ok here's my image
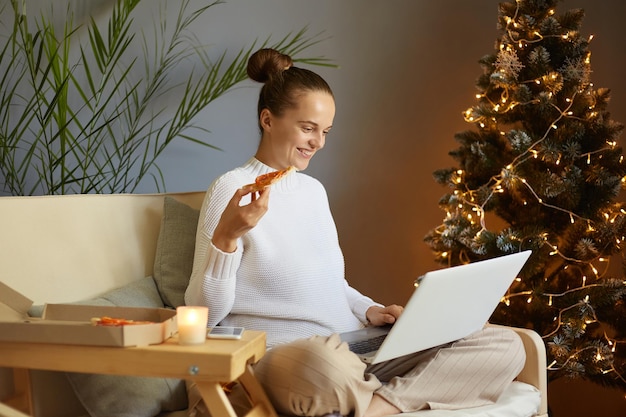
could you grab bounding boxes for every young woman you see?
[185,48,525,417]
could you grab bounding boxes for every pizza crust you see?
[245,166,296,192]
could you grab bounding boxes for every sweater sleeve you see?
[185,174,244,325]
[343,280,383,324]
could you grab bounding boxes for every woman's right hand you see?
[211,185,270,252]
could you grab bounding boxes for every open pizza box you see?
[0,281,177,347]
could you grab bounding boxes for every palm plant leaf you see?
[0,0,335,195]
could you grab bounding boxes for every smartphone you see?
[207,326,244,339]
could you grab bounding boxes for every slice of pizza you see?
[91,316,154,326]
[245,166,296,192]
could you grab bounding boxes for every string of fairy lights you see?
[439,0,626,382]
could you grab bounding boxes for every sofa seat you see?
[399,381,541,417]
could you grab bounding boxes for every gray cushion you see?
[73,275,166,308]
[153,197,200,308]
[26,276,165,317]
[65,277,188,417]
[67,373,186,417]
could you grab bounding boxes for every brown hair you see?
[247,48,334,124]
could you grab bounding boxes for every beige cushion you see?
[153,197,200,308]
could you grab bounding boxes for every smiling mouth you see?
[298,148,313,158]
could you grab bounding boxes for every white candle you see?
[176,306,209,345]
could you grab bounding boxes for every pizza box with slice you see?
[0,281,177,347]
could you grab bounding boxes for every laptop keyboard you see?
[348,334,388,354]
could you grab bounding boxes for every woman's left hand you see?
[366,304,404,327]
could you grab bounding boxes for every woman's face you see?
[256,90,335,171]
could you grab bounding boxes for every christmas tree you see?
[425,0,626,388]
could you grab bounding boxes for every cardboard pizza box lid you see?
[0,281,33,321]
[0,282,176,347]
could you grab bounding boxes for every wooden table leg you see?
[193,364,278,417]
[0,369,32,416]
[193,381,238,417]
[238,364,278,417]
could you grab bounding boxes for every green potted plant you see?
[0,0,333,195]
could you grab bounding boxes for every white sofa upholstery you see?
[0,192,547,417]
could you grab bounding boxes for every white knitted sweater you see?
[185,158,379,347]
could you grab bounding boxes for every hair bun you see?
[247,48,293,83]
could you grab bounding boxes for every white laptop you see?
[340,250,532,364]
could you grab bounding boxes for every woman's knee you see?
[255,334,365,389]
[254,334,378,416]
[477,326,526,376]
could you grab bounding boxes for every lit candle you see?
[176,306,209,345]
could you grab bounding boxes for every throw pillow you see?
[65,277,188,417]
[67,374,187,417]
[26,276,165,317]
[153,196,200,308]
[74,275,165,308]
